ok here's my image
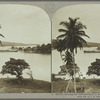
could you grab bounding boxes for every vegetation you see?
[1,58,30,84]
[52,79,100,93]
[59,65,80,80]
[58,51,80,80]
[0,78,50,93]
[0,41,37,46]
[52,74,63,81]
[87,59,100,76]
[33,43,51,54]
[11,43,51,54]
[52,39,100,49]
[57,17,89,92]
[65,51,80,79]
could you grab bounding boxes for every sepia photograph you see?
[1,0,100,99]
[0,4,51,93]
[52,4,100,93]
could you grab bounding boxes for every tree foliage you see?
[36,43,51,54]
[63,51,73,65]
[87,59,100,76]
[19,43,51,54]
[57,17,90,53]
[1,58,30,80]
[59,64,80,79]
[58,51,80,79]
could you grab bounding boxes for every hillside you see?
[84,42,100,47]
[0,41,38,46]
[52,79,100,93]
[0,78,50,93]
[52,39,100,48]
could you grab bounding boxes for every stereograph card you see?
[0,0,99,100]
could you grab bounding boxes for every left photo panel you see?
[0,4,51,93]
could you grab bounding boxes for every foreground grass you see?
[0,78,51,93]
[52,79,100,93]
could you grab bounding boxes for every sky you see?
[52,4,100,43]
[0,4,51,44]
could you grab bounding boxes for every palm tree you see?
[64,51,73,65]
[64,51,79,80]
[0,34,4,46]
[57,17,90,93]
[0,25,4,46]
[59,51,80,80]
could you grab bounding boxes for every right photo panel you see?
[52,4,100,93]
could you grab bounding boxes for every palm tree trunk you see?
[60,51,77,92]
[72,52,77,93]
[72,75,74,80]
[60,51,74,92]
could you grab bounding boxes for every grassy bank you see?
[52,79,100,93]
[0,78,51,93]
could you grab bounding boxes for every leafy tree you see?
[1,58,30,83]
[35,43,51,54]
[66,64,80,80]
[52,39,62,50]
[36,45,41,51]
[58,65,66,75]
[19,47,23,51]
[59,64,80,79]
[57,17,89,92]
[87,59,100,76]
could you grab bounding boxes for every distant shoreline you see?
[0,41,38,47]
[0,43,51,54]
[52,39,100,49]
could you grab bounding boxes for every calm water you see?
[52,47,100,79]
[0,47,51,82]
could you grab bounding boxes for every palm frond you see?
[0,41,3,46]
[77,31,90,38]
[0,25,1,29]
[57,33,67,39]
[58,29,67,33]
[57,17,89,54]
[75,22,87,30]
[60,21,69,29]
[0,34,4,38]
[77,35,87,45]
[76,38,83,48]
[69,17,80,28]
[57,36,69,51]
